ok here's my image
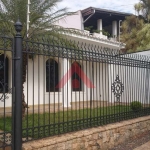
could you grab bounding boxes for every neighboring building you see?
[0,7,132,108]
[82,7,132,39]
[56,7,132,48]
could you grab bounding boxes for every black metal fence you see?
[0,36,14,150]
[1,21,150,149]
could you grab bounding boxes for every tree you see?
[0,0,73,38]
[121,0,150,52]
[140,0,150,22]
[134,2,142,16]
[121,15,145,52]
[136,23,150,50]
[0,0,74,118]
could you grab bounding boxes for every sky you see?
[58,0,140,14]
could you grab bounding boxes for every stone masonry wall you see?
[22,116,150,150]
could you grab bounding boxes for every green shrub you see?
[130,101,142,111]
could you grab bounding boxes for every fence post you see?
[13,19,23,150]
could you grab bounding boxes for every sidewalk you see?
[111,130,150,150]
[133,141,150,150]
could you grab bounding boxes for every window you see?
[0,54,8,93]
[46,59,59,92]
[71,61,82,91]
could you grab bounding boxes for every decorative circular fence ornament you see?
[111,75,124,101]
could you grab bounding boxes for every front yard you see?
[1,105,150,139]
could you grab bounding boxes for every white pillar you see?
[62,58,71,107]
[81,16,84,30]
[112,21,117,37]
[97,19,102,35]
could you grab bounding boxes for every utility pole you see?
[119,20,122,51]
[27,0,31,38]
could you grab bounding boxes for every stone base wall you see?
[22,116,150,150]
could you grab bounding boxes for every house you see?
[56,7,131,44]
[0,7,132,110]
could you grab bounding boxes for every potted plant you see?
[92,29,102,38]
[84,26,93,35]
[108,35,117,41]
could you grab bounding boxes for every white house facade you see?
[0,7,135,110]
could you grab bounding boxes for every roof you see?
[82,7,132,17]
[81,7,132,32]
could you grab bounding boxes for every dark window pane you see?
[46,59,59,92]
[0,55,8,93]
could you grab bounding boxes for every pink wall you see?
[55,11,83,30]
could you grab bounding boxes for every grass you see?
[1,105,145,139]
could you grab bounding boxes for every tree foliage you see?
[140,0,150,22]
[136,23,150,50]
[134,2,142,16]
[121,0,150,52]
[121,15,145,52]
[0,0,72,39]
[0,0,74,118]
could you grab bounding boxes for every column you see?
[81,16,84,30]
[97,19,102,35]
[62,58,71,107]
[112,21,117,37]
